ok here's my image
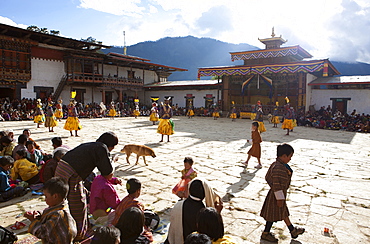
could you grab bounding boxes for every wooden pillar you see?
[119,89,123,102]
[222,76,230,111]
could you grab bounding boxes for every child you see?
[24,177,77,244]
[260,143,305,242]
[12,134,28,159]
[11,149,40,184]
[172,157,197,198]
[40,147,69,183]
[111,178,144,226]
[26,140,44,167]
[23,129,42,151]
[90,226,121,244]
[0,136,16,157]
[0,156,27,202]
[89,172,122,219]
[244,122,262,169]
[115,207,152,244]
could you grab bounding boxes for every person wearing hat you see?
[157,98,174,142]
[149,102,159,125]
[272,102,280,128]
[229,101,237,121]
[54,98,64,122]
[33,98,45,128]
[186,101,194,119]
[64,93,82,137]
[282,97,294,135]
[44,98,58,132]
[254,101,266,133]
[108,101,117,119]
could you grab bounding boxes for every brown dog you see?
[121,144,156,166]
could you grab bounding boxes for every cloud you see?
[194,5,233,36]
[79,0,145,17]
[327,0,370,62]
[0,16,27,29]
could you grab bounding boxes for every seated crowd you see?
[296,107,370,133]
[0,130,235,244]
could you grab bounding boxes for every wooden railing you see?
[66,73,143,86]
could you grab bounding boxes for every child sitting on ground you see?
[89,172,122,219]
[24,177,77,244]
[260,143,305,242]
[26,140,44,167]
[111,178,144,226]
[0,156,28,202]
[244,121,262,169]
[40,147,69,183]
[172,157,197,198]
[11,149,40,185]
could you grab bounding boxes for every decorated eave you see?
[144,79,220,88]
[198,59,340,78]
[230,46,312,61]
[309,75,370,86]
[106,52,188,73]
[0,23,110,50]
[107,52,150,62]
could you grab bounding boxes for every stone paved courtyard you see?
[1,116,369,243]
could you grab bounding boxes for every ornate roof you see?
[198,59,340,78]
[230,45,312,61]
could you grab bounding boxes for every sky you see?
[1,0,370,63]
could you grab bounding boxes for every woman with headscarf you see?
[166,178,223,244]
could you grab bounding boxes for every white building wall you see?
[144,89,219,107]
[310,89,370,114]
[306,73,317,112]
[102,64,158,84]
[21,58,65,98]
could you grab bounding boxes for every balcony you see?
[66,72,144,87]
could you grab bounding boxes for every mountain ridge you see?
[102,36,370,80]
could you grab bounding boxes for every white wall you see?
[306,73,316,112]
[21,58,65,98]
[310,89,370,114]
[144,89,220,107]
[102,64,158,84]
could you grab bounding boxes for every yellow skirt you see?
[250,113,256,121]
[282,119,293,130]
[64,117,82,131]
[157,119,174,135]
[133,110,140,117]
[45,116,58,127]
[212,112,220,118]
[33,115,45,124]
[230,113,237,119]
[187,110,194,116]
[150,113,159,122]
[292,119,297,127]
[257,121,266,133]
[108,109,117,117]
[54,110,63,119]
[272,116,280,124]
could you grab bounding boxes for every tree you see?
[26,25,60,36]
[50,30,60,36]
[81,36,102,44]
[27,25,40,32]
